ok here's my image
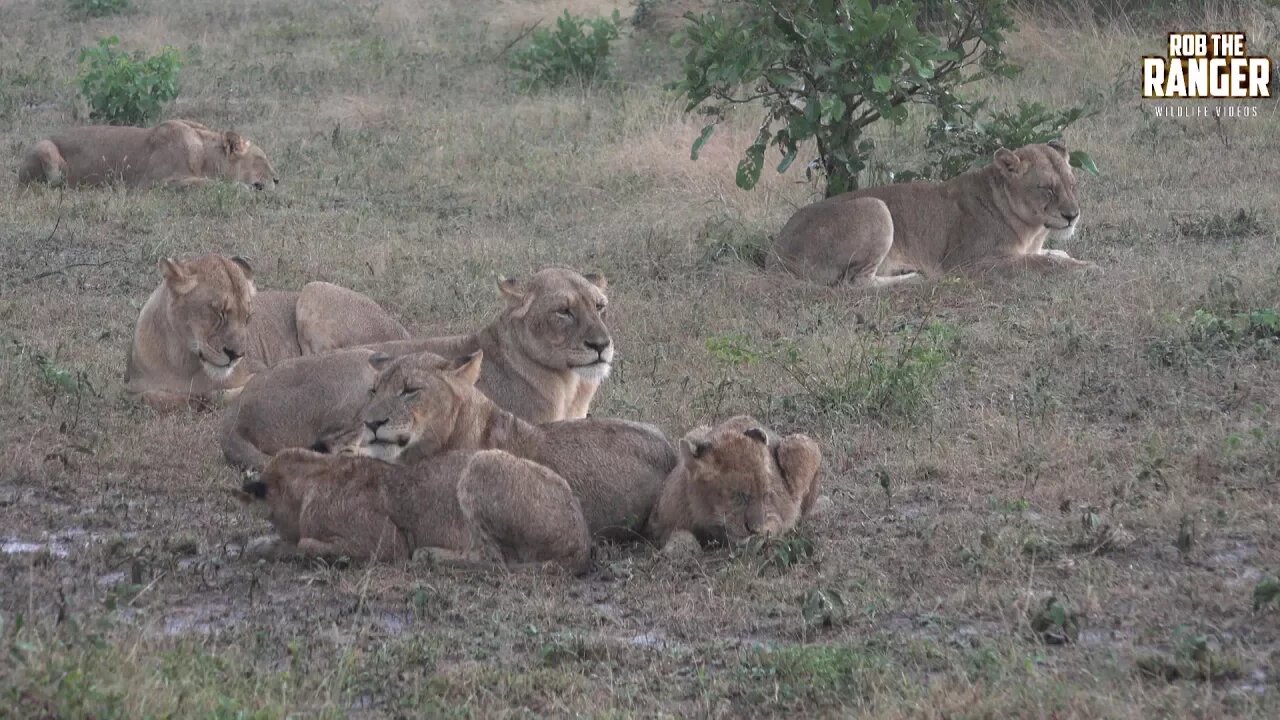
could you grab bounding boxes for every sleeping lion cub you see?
[125,254,408,411]
[644,416,824,552]
[237,448,592,574]
[351,350,676,539]
[770,141,1094,286]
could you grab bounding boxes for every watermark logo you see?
[1144,33,1271,99]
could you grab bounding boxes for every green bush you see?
[78,36,181,126]
[900,100,1099,182]
[69,0,130,17]
[673,0,1095,197]
[510,10,622,90]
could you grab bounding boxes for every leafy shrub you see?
[69,0,130,17]
[78,37,181,126]
[510,10,622,89]
[901,100,1099,182]
[673,0,1094,196]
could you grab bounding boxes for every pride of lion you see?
[18,111,1094,574]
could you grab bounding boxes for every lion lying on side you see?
[236,448,592,574]
[769,141,1094,287]
[644,416,824,552]
[218,268,615,469]
[126,253,409,411]
[19,119,278,190]
[351,350,675,539]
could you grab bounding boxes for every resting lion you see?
[412,268,614,422]
[352,350,676,539]
[644,416,824,552]
[236,448,592,574]
[218,268,614,468]
[125,253,409,411]
[769,141,1093,287]
[19,119,278,190]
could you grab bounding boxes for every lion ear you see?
[680,436,712,461]
[1046,139,1068,157]
[368,352,394,371]
[223,131,249,157]
[231,480,268,504]
[994,147,1023,176]
[449,351,483,386]
[743,427,768,445]
[497,276,524,305]
[159,257,197,295]
[230,255,254,281]
[582,272,607,291]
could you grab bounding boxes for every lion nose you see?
[365,418,387,433]
[1062,211,1078,223]
[223,347,242,362]
[584,338,610,354]
[272,178,279,186]
[252,181,264,190]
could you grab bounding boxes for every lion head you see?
[356,350,481,461]
[676,416,822,544]
[159,254,256,381]
[994,141,1081,239]
[221,131,278,190]
[237,448,336,541]
[496,269,613,381]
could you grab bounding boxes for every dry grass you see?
[3,0,1280,716]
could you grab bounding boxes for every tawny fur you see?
[644,416,824,551]
[217,268,615,468]
[769,142,1094,287]
[19,119,279,190]
[238,448,592,574]
[354,351,676,539]
[125,253,408,412]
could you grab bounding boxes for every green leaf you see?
[1068,150,1100,176]
[872,75,891,92]
[736,136,767,190]
[777,146,797,173]
[690,123,716,161]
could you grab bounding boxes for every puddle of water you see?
[630,631,665,649]
[97,571,127,587]
[2,539,70,558]
[1210,543,1258,566]
[161,606,245,637]
[379,611,412,635]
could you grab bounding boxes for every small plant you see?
[1173,208,1267,240]
[69,0,130,17]
[78,36,181,125]
[1028,595,1082,644]
[1254,575,1280,612]
[900,100,1099,182]
[741,531,817,572]
[509,10,622,90]
[799,588,848,630]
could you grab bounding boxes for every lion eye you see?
[596,303,607,318]
[556,309,574,321]
[735,492,750,506]
[400,386,420,398]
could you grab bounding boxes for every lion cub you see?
[770,141,1094,286]
[125,254,409,411]
[353,350,676,539]
[236,448,592,574]
[644,416,824,552]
